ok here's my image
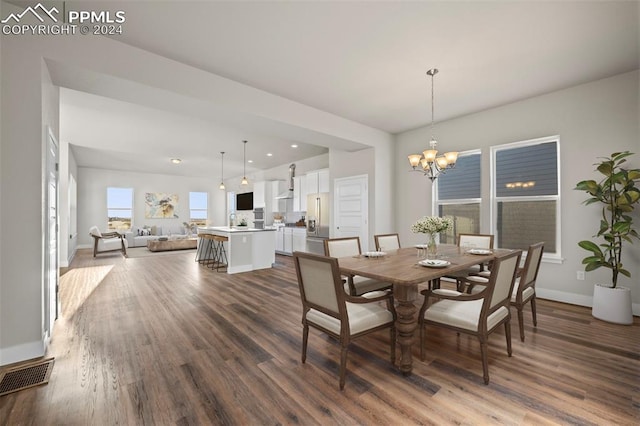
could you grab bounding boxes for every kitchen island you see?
[197,227,276,274]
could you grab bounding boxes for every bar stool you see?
[211,235,228,272]
[196,233,208,263]
[199,234,216,267]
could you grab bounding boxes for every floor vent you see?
[0,358,54,397]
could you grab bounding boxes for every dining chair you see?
[418,249,522,385]
[467,240,545,337]
[293,251,396,390]
[449,233,495,292]
[374,233,401,251]
[511,242,544,342]
[324,237,392,296]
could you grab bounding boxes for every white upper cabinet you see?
[253,181,266,208]
[293,175,307,212]
[306,168,330,194]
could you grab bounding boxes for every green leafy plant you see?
[575,151,640,287]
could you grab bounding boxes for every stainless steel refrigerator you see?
[306,192,329,239]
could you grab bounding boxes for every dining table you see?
[338,244,514,376]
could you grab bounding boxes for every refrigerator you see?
[306,192,329,239]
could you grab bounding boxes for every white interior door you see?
[333,175,369,250]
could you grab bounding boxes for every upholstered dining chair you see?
[324,237,392,296]
[89,225,128,257]
[418,249,522,385]
[293,251,396,390]
[374,233,401,251]
[511,242,544,342]
[466,242,545,344]
[449,233,495,292]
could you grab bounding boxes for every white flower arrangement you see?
[410,216,452,235]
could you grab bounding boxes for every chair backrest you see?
[519,242,544,292]
[458,233,494,249]
[485,250,522,311]
[293,252,345,319]
[374,234,400,251]
[324,237,361,258]
[89,226,102,238]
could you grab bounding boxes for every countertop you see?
[199,226,276,233]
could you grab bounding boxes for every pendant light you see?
[219,151,225,190]
[241,140,249,185]
[407,68,459,181]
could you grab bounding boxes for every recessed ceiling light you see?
[248,160,253,163]
[171,158,182,164]
[291,144,298,148]
[267,153,273,157]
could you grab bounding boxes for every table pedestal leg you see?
[394,284,418,376]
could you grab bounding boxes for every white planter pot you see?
[592,284,633,325]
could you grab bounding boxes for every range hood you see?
[275,163,295,199]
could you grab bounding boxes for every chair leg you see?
[301,323,309,364]
[505,321,513,357]
[531,297,538,327]
[517,306,525,342]
[479,339,490,385]
[419,322,425,361]
[339,344,349,390]
[390,327,396,364]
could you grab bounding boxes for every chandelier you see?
[408,68,458,181]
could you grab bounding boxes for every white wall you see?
[77,168,224,246]
[396,70,640,313]
[0,39,60,365]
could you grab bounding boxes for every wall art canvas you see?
[145,192,179,218]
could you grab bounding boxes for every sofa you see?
[126,225,189,247]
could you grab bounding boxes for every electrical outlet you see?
[576,271,585,280]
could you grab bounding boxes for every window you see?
[436,151,481,244]
[492,136,559,256]
[189,192,208,226]
[107,187,133,231]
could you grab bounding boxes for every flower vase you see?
[427,233,438,259]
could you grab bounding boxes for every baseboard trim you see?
[537,288,639,316]
[0,340,45,367]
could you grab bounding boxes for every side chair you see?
[324,237,392,296]
[374,233,401,251]
[419,249,522,385]
[293,251,396,390]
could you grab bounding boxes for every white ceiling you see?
[58,1,639,178]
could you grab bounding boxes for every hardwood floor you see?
[1,249,639,425]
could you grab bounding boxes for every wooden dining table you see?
[338,244,514,376]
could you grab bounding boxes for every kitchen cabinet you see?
[292,228,307,252]
[306,168,330,195]
[283,228,293,254]
[293,175,307,212]
[253,181,266,208]
[275,227,284,252]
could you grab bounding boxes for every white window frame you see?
[106,187,133,231]
[490,135,562,263]
[189,191,208,225]
[433,150,482,243]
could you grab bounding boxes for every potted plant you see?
[575,151,640,324]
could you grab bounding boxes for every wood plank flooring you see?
[1,249,638,425]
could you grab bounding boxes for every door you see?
[334,175,369,250]
[44,129,59,341]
